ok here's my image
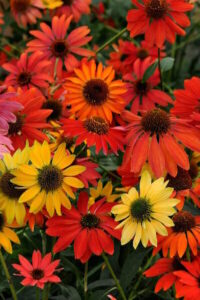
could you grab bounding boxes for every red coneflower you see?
[144,257,185,295]
[107,39,165,75]
[174,255,200,300]
[124,57,172,113]
[153,211,200,258]
[127,0,193,48]
[56,0,91,23]
[10,0,44,27]
[172,77,200,128]
[122,108,200,177]
[13,250,61,289]
[27,15,93,73]
[7,88,52,150]
[62,116,125,155]
[46,191,121,263]
[3,52,52,92]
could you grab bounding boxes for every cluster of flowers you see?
[0,0,200,299]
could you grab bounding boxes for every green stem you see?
[84,262,88,299]
[186,247,191,262]
[0,250,18,300]
[158,48,163,90]
[36,287,40,300]
[96,28,127,54]
[40,230,46,255]
[42,284,49,300]
[102,253,127,300]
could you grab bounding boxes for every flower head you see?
[112,170,179,249]
[124,57,173,113]
[27,15,93,73]
[62,116,125,154]
[89,180,120,206]
[127,0,193,47]
[7,88,52,150]
[144,257,185,294]
[122,108,200,177]
[13,250,61,289]
[0,212,20,253]
[174,255,200,300]
[56,0,91,23]
[46,191,121,262]
[153,211,200,258]
[65,60,127,123]
[0,146,29,225]
[42,0,63,9]
[11,141,85,216]
[3,52,52,92]
[10,0,44,27]
[173,76,200,128]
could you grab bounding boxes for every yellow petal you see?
[3,227,20,244]
[63,165,86,176]
[112,204,129,215]
[145,221,157,247]
[151,220,168,236]
[115,212,130,221]
[63,177,84,188]
[151,213,174,227]
[62,183,75,199]
[121,220,137,245]
[29,191,46,214]
[121,194,132,206]
[30,142,43,169]
[56,189,71,210]
[15,203,26,226]
[18,165,38,176]
[11,176,37,187]
[46,192,55,217]
[140,170,151,198]
[41,141,51,165]
[128,188,139,201]
[0,232,12,253]
[133,222,142,249]
[5,200,15,224]
[19,185,41,203]
[141,225,149,247]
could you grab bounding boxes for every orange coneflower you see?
[121,108,200,177]
[10,0,44,27]
[153,211,200,258]
[27,15,93,73]
[127,0,193,48]
[65,60,127,123]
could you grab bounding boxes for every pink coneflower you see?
[124,57,173,113]
[56,0,91,23]
[0,135,13,158]
[13,250,61,289]
[10,0,44,27]
[3,52,52,92]
[0,86,22,134]
[27,15,93,73]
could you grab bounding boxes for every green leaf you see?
[120,247,150,290]
[59,285,81,300]
[160,57,175,72]
[142,60,158,82]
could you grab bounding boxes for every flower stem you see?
[36,287,40,300]
[102,253,127,300]
[84,262,88,299]
[0,250,18,300]
[96,28,127,54]
[42,284,49,300]
[158,48,163,90]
